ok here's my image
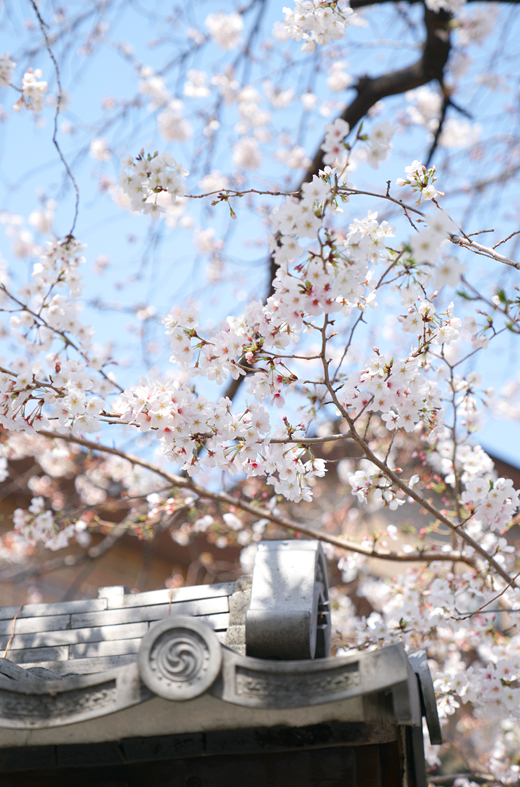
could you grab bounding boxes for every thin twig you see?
[493,230,520,250]
[3,604,23,659]
[450,234,520,270]
[451,567,520,620]
[29,0,80,237]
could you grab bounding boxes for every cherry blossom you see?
[282,0,355,51]
[14,68,47,113]
[205,12,244,51]
[0,52,15,87]
[119,151,188,217]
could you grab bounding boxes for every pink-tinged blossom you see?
[0,53,15,87]
[397,161,444,204]
[14,69,47,113]
[158,101,192,142]
[205,13,244,51]
[282,0,355,51]
[232,137,262,170]
[119,151,188,217]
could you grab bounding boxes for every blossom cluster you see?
[107,164,398,498]
[326,61,352,92]
[462,476,520,533]
[139,173,416,499]
[428,431,494,486]
[205,12,244,50]
[282,0,355,51]
[396,160,443,204]
[398,293,461,346]
[158,100,193,143]
[405,87,481,150]
[119,151,188,217]
[1,210,41,259]
[320,117,395,169]
[90,137,111,162]
[365,121,395,169]
[0,52,15,87]
[233,136,262,170]
[340,564,520,782]
[320,117,350,165]
[0,357,106,436]
[37,236,86,300]
[115,376,324,501]
[138,67,170,109]
[184,70,210,99]
[343,349,442,434]
[14,69,48,113]
[8,237,94,354]
[49,359,105,434]
[13,496,89,551]
[227,82,277,170]
[424,424,519,562]
[349,462,419,510]
[408,210,457,271]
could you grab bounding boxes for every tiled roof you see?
[0,581,236,677]
[0,538,442,780]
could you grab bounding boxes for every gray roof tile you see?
[0,599,107,620]
[9,646,69,664]
[0,614,71,636]
[69,638,142,659]
[0,621,149,651]
[21,654,138,675]
[105,582,235,609]
[0,581,235,678]
[70,595,229,628]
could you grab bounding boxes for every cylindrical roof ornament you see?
[245,540,331,660]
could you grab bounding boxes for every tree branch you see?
[0,519,128,582]
[425,91,450,166]
[33,430,474,568]
[303,8,451,186]
[450,234,520,270]
[324,393,517,587]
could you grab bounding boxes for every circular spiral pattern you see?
[138,616,222,701]
[151,631,207,684]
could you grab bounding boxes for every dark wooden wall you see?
[0,742,403,787]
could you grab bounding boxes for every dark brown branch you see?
[303,8,451,185]
[425,91,450,166]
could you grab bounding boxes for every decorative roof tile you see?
[0,538,441,783]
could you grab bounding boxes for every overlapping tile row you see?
[1,582,234,675]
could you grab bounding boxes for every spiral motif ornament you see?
[138,615,222,700]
